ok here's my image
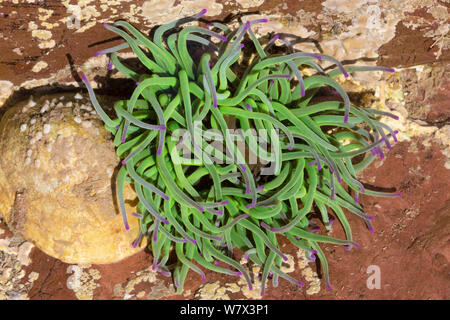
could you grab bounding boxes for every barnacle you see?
[81,10,400,296]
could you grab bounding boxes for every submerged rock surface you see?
[0,93,145,264]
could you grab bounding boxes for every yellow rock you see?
[0,93,146,264]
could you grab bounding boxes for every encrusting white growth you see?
[20,124,27,132]
[40,105,49,114]
[82,121,92,128]
[43,124,51,134]
[74,116,82,124]
[74,93,83,100]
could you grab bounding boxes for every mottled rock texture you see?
[0,93,145,264]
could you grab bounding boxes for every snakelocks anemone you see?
[81,10,400,295]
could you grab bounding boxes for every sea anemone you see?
[81,10,400,296]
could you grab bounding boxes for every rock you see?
[0,93,146,264]
[400,63,450,124]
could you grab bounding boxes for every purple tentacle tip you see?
[315,54,322,60]
[249,284,253,291]
[396,192,402,197]
[102,22,108,28]
[327,285,332,290]
[297,281,305,287]
[220,35,228,42]
[121,138,126,143]
[191,239,197,245]
[243,214,250,218]
[163,195,170,201]
[394,115,399,120]
[262,18,268,23]
[121,160,127,165]
[200,8,207,15]
[205,23,211,28]
[115,125,120,129]
[80,74,88,81]
[344,72,349,78]
[94,51,100,57]
[239,43,245,49]
[199,207,205,213]
[388,68,395,73]
[201,275,206,282]
[223,200,229,205]
[257,185,265,191]
[136,81,140,85]
[132,241,138,249]
[124,222,130,231]
[309,226,320,233]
